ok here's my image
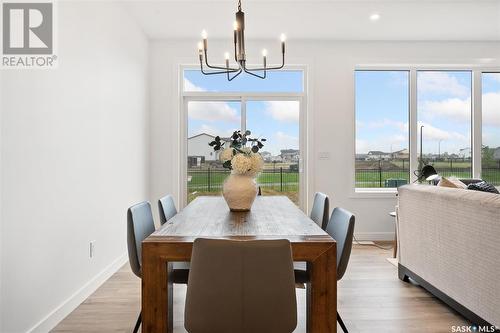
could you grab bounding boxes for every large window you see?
[417,71,472,179]
[355,71,410,188]
[184,70,304,205]
[482,73,500,186]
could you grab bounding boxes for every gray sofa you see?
[397,184,500,327]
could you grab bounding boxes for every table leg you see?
[142,246,174,333]
[306,243,337,333]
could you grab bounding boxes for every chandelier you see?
[197,0,286,81]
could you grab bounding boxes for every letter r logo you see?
[2,3,53,54]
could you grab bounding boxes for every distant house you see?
[494,147,500,160]
[458,147,471,158]
[188,133,218,167]
[391,148,409,160]
[280,149,300,162]
[366,151,391,161]
[260,151,272,162]
[355,153,368,160]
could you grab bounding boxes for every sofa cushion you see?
[438,177,467,189]
[467,181,499,194]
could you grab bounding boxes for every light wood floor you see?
[52,245,468,333]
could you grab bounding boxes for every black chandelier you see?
[197,0,286,81]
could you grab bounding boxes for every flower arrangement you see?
[209,130,266,178]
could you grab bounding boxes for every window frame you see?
[179,65,308,209]
[352,65,500,197]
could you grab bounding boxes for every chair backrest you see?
[127,201,156,278]
[185,239,297,333]
[310,192,329,230]
[325,207,355,281]
[158,194,177,225]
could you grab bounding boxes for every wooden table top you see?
[148,196,332,242]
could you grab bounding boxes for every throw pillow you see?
[437,177,467,189]
[467,181,499,194]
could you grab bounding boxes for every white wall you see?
[0,2,148,332]
[149,39,500,239]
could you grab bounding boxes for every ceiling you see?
[122,0,500,41]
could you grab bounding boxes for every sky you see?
[184,69,500,157]
[356,71,500,155]
[185,70,302,156]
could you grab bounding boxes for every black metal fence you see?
[187,167,299,193]
[356,166,500,187]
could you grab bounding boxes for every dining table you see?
[141,195,337,333]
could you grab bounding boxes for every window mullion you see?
[472,70,482,179]
[409,69,418,183]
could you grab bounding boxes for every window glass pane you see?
[417,71,472,180]
[184,70,303,93]
[355,71,410,188]
[246,100,300,205]
[481,73,500,186]
[187,101,241,203]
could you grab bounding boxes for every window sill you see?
[350,188,399,199]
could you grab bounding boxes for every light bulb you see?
[224,52,230,60]
[369,13,380,21]
[197,42,203,51]
[233,21,238,30]
[201,30,208,39]
[280,33,286,42]
[262,49,268,57]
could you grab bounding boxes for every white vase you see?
[223,173,258,211]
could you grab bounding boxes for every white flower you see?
[231,152,264,177]
[231,153,253,175]
[248,153,264,177]
[219,148,233,162]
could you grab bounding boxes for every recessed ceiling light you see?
[370,13,380,21]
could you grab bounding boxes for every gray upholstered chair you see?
[295,207,355,333]
[184,239,297,333]
[158,194,177,225]
[127,201,189,333]
[310,192,329,230]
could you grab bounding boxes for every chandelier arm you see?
[200,59,238,75]
[244,53,285,71]
[204,50,239,71]
[243,67,266,79]
[228,69,243,81]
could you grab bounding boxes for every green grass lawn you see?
[187,166,500,192]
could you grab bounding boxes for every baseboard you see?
[27,253,128,333]
[354,232,395,241]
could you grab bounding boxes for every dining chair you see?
[184,238,297,333]
[294,207,355,333]
[158,194,177,225]
[310,192,329,230]
[127,201,189,333]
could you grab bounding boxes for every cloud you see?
[483,92,500,127]
[264,101,299,122]
[418,72,470,97]
[275,131,299,147]
[420,97,471,123]
[188,101,239,123]
[362,119,407,132]
[417,121,467,142]
[184,79,205,92]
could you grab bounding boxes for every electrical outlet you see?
[318,152,330,160]
[89,240,96,258]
